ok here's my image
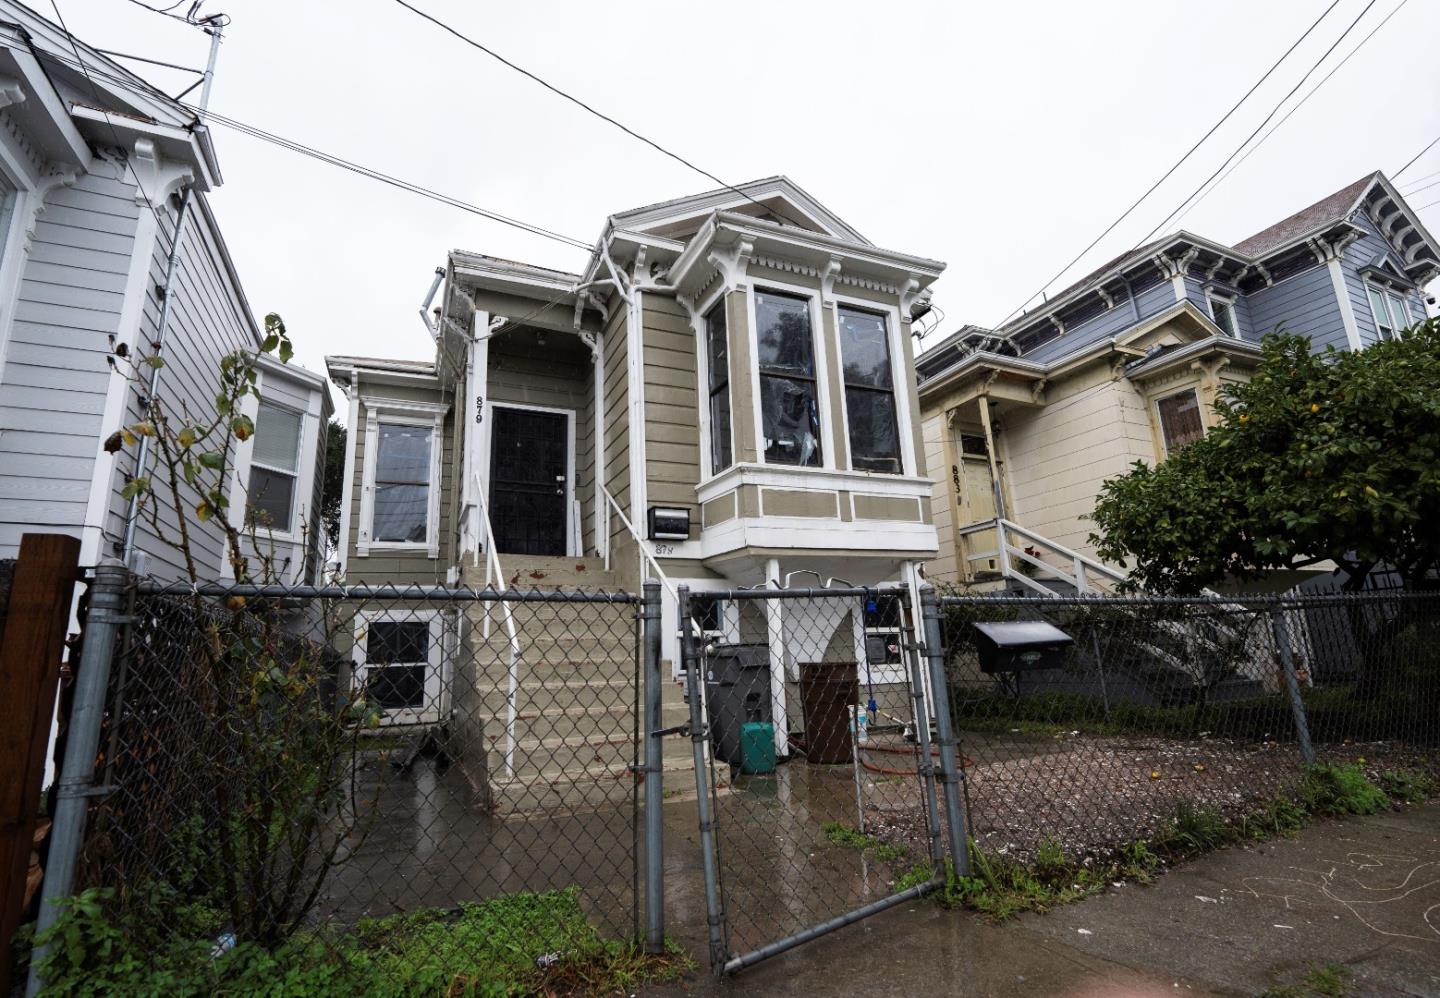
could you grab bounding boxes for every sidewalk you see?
[652,802,1440,997]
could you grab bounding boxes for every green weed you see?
[1379,768,1435,804]
[1298,764,1388,816]
[822,821,908,864]
[1259,961,1352,998]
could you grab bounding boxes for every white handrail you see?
[474,472,522,778]
[957,515,1127,595]
[999,517,1126,587]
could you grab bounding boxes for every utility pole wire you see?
[1170,0,1410,231]
[0,40,596,252]
[994,0,1345,327]
[390,0,810,229]
[1395,134,1440,180]
[1135,0,1381,247]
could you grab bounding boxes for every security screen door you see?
[490,406,568,556]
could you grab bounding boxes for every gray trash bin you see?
[705,643,771,766]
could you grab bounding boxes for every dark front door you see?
[490,406,568,555]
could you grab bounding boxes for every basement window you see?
[756,290,822,467]
[1156,389,1205,455]
[838,305,902,473]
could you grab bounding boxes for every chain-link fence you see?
[41,576,652,994]
[937,589,1440,865]
[678,584,966,974]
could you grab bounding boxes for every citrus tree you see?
[1089,318,1440,594]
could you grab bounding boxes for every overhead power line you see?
[390,0,811,230]
[1395,134,1440,179]
[1134,0,1381,247]
[1,40,596,252]
[1170,0,1410,230]
[994,0,1346,327]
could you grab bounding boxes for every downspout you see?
[119,185,193,569]
[418,265,444,338]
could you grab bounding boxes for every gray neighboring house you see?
[0,2,329,581]
[916,171,1440,592]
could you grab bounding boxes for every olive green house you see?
[326,178,945,798]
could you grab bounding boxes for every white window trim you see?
[692,281,732,486]
[244,399,306,541]
[478,399,579,558]
[1385,289,1411,338]
[358,397,446,559]
[1204,290,1238,338]
[1363,280,1406,342]
[746,280,836,471]
[832,292,915,477]
[1154,387,1203,458]
[353,607,452,727]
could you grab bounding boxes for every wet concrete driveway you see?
[652,803,1440,997]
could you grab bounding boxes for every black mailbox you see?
[972,620,1073,674]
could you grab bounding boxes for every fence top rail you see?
[130,579,643,604]
[682,584,911,602]
[935,590,1436,609]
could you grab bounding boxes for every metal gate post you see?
[902,588,945,868]
[1271,606,1315,766]
[920,586,970,877]
[678,586,727,973]
[26,560,129,997]
[641,581,665,954]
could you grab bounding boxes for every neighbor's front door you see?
[490,405,568,556]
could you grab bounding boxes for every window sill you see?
[696,462,932,506]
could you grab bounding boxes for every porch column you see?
[765,557,790,759]
[589,331,606,560]
[464,311,490,572]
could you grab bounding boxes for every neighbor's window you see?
[1367,286,1396,341]
[1386,291,1411,338]
[364,620,429,710]
[373,422,433,543]
[247,402,302,531]
[755,290,821,467]
[1208,295,1237,337]
[838,305,901,473]
[1157,389,1204,455]
[704,301,732,474]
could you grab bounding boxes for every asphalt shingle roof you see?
[1232,173,1376,256]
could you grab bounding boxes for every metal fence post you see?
[640,580,664,955]
[26,560,129,997]
[678,586,727,974]
[904,589,945,869]
[920,586,970,877]
[1270,606,1315,766]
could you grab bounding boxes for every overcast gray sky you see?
[62,0,1440,402]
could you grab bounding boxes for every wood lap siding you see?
[1246,264,1349,353]
[106,197,260,581]
[601,303,633,578]
[0,171,138,555]
[344,381,455,586]
[642,296,700,540]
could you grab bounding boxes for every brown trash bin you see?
[800,662,858,764]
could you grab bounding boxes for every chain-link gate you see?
[677,584,967,975]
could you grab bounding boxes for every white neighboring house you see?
[0,2,329,581]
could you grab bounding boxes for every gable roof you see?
[610,175,873,247]
[1233,172,1378,256]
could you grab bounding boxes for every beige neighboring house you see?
[326,177,945,803]
[916,171,1439,595]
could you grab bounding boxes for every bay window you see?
[372,422,433,543]
[1367,285,1413,342]
[704,301,732,474]
[755,290,822,467]
[1156,389,1204,455]
[247,401,302,532]
[837,305,902,473]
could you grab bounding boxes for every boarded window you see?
[373,423,432,543]
[755,291,821,467]
[705,302,732,474]
[1157,390,1204,455]
[838,306,901,473]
